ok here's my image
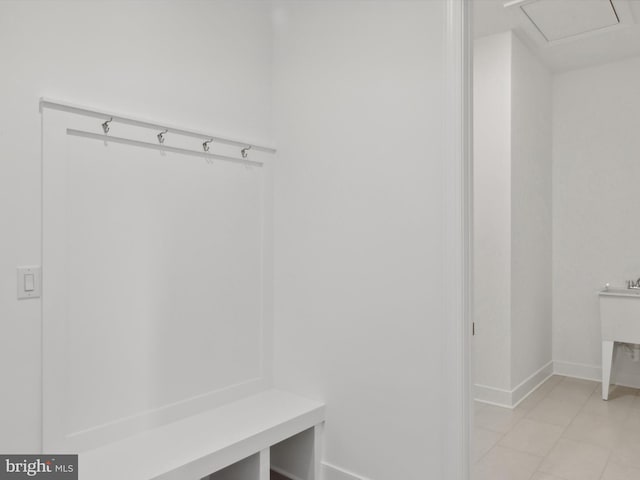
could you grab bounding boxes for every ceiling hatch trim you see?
[503,0,635,47]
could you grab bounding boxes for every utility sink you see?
[599,287,640,400]
[600,287,640,297]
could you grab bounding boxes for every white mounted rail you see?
[67,129,263,167]
[40,97,277,155]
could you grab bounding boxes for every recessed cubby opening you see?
[197,425,320,480]
[270,470,292,480]
[199,426,318,480]
[203,453,261,480]
[270,428,317,480]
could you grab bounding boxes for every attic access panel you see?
[523,0,618,42]
[505,0,635,45]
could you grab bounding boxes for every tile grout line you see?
[574,381,611,480]
[475,375,640,480]
[477,376,612,480]
[527,376,577,480]
[473,376,562,466]
[533,377,601,480]
[474,376,565,471]
[597,449,613,480]
[592,385,640,479]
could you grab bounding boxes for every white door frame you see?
[443,1,473,479]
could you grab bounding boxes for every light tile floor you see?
[473,375,640,480]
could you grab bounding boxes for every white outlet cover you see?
[17,266,41,299]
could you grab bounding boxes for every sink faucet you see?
[627,278,640,289]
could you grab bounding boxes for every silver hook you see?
[102,117,113,134]
[157,129,168,144]
[241,145,252,159]
[203,139,213,152]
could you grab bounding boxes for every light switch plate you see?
[17,266,41,299]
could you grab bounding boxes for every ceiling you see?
[474,0,640,72]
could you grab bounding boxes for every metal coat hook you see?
[102,117,113,134]
[157,129,168,144]
[203,139,213,152]
[241,146,252,159]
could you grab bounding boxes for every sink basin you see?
[599,287,640,297]
[599,288,640,400]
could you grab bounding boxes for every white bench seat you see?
[79,389,325,480]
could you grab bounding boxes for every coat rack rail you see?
[40,97,277,155]
[67,129,263,167]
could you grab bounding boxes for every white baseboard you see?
[322,462,370,480]
[473,383,512,407]
[474,361,553,409]
[553,360,640,389]
[552,360,601,382]
[615,371,640,389]
[512,361,554,406]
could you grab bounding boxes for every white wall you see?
[42,109,271,452]
[473,32,552,404]
[477,31,640,396]
[553,55,640,384]
[510,34,553,388]
[272,2,460,479]
[473,32,513,392]
[0,2,470,475]
[0,0,273,453]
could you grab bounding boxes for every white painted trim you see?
[474,384,512,407]
[40,97,277,153]
[313,423,323,480]
[553,360,640,389]
[259,448,270,480]
[66,128,263,166]
[321,463,371,480]
[553,360,601,383]
[474,361,554,408]
[512,361,554,405]
[444,1,473,479]
[504,0,636,48]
